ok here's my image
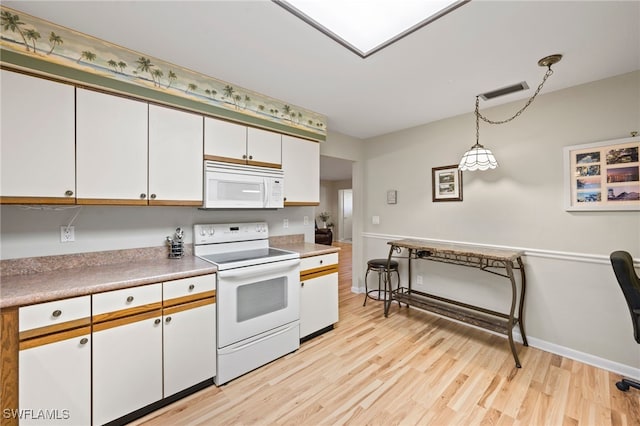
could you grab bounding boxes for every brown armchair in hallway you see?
[315,221,333,245]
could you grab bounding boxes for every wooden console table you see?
[384,239,527,368]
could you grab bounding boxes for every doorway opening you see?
[338,189,352,242]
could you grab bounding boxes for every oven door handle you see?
[218,259,300,280]
[220,323,298,354]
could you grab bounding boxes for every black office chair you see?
[610,250,640,392]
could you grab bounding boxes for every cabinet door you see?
[281,135,320,205]
[0,70,75,203]
[204,117,247,164]
[149,104,203,205]
[76,89,148,204]
[19,330,91,426]
[163,301,216,396]
[300,272,339,338]
[247,127,281,168]
[92,314,163,425]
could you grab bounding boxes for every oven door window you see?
[236,277,287,322]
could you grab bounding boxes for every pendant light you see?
[459,54,562,171]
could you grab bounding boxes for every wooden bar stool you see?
[363,259,400,306]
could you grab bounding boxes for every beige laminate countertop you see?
[273,242,340,258]
[0,243,339,309]
[0,256,217,309]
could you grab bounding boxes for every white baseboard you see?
[522,334,640,381]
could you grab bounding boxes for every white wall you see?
[322,132,365,292]
[360,71,640,376]
[0,205,315,259]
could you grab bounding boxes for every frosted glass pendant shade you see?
[458,143,498,171]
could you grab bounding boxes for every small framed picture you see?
[387,190,397,204]
[432,165,463,202]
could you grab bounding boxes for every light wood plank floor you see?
[131,242,640,425]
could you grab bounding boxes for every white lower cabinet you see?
[92,284,163,425]
[92,313,163,425]
[162,274,217,396]
[163,301,216,396]
[16,276,217,425]
[299,253,339,339]
[19,330,91,426]
[18,295,91,426]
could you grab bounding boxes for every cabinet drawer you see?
[163,274,216,305]
[93,283,162,318]
[301,253,339,273]
[19,295,90,333]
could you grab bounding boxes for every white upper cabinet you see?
[204,117,281,168]
[247,127,282,168]
[0,70,75,203]
[204,117,247,164]
[281,135,320,205]
[148,105,203,205]
[76,88,149,204]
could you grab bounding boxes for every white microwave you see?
[204,161,284,208]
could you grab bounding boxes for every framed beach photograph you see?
[563,136,640,211]
[432,165,463,202]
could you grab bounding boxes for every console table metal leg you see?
[517,257,528,347]
[383,245,394,317]
[506,261,522,368]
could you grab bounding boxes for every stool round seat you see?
[363,258,401,307]
[367,259,399,270]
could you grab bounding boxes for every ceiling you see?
[5,0,639,143]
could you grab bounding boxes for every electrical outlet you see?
[60,226,75,242]
[416,275,423,285]
[303,216,309,226]
[372,216,380,225]
[283,219,289,229]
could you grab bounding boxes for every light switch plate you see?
[372,216,380,225]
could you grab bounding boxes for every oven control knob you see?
[199,229,206,236]
[208,228,215,236]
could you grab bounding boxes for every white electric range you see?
[193,222,300,385]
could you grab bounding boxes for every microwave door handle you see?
[263,178,268,207]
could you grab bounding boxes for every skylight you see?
[274,0,469,58]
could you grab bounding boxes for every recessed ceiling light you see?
[274,0,469,58]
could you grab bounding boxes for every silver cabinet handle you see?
[126,296,134,303]
[140,193,147,199]
[64,190,74,197]
[165,317,172,323]
[52,309,62,318]
[154,318,161,325]
[150,193,157,199]
[79,337,89,345]
[188,284,195,291]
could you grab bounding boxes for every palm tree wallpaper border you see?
[0,6,327,141]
